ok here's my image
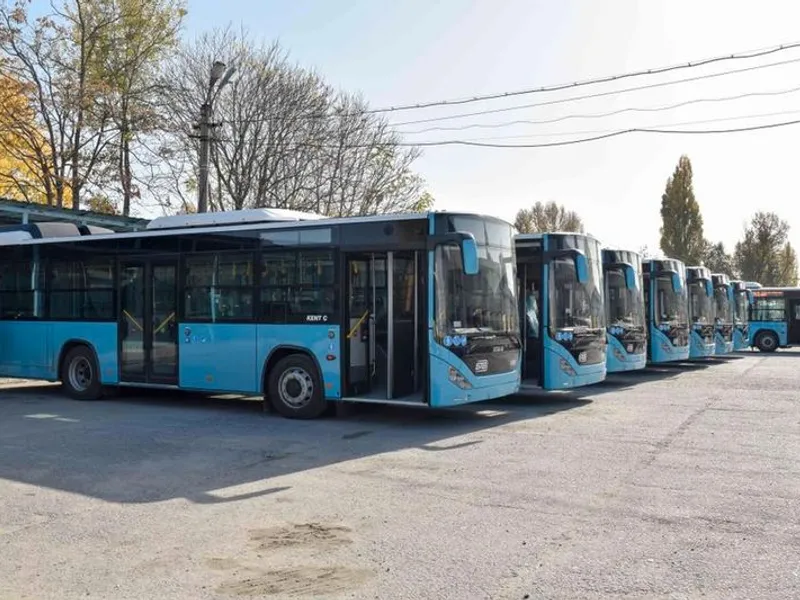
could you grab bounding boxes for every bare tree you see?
[158,27,428,216]
[514,201,584,233]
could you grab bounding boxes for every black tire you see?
[267,354,326,419]
[755,331,779,353]
[61,345,103,400]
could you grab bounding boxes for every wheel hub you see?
[278,368,313,408]
[68,357,93,392]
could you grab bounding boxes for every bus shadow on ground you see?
[735,350,797,359]
[0,382,588,506]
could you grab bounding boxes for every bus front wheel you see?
[755,331,779,353]
[61,345,103,400]
[267,354,326,419]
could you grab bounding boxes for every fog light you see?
[559,358,576,376]
[448,366,472,389]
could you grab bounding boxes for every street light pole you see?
[197,101,212,213]
[196,60,235,213]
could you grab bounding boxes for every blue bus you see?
[643,258,690,362]
[515,232,606,389]
[601,249,646,372]
[748,287,800,352]
[0,209,521,418]
[685,266,715,359]
[730,280,752,350]
[711,273,734,355]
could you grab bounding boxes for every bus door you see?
[789,297,800,344]
[119,259,178,385]
[344,252,423,400]
[517,262,542,385]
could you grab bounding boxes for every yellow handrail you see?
[123,310,143,331]
[154,312,175,335]
[346,310,370,339]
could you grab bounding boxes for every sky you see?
[183,0,800,255]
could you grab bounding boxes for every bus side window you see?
[794,303,800,320]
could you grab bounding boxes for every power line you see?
[355,118,800,149]
[450,108,800,142]
[274,116,800,152]
[399,85,800,134]
[368,40,800,113]
[388,57,800,127]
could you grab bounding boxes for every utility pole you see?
[197,101,212,213]
[195,60,236,213]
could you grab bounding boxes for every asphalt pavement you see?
[0,351,798,599]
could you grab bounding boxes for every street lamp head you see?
[210,60,226,85]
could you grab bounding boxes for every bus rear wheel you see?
[267,354,326,419]
[755,331,778,353]
[61,345,103,400]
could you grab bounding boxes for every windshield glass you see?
[688,281,713,323]
[734,292,748,324]
[605,267,644,328]
[435,219,519,337]
[655,274,688,325]
[549,239,605,330]
[714,287,732,322]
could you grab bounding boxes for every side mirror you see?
[460,235,479,276]
[621,263,636,290]
[428,231,480,275]
[671,272,682,293]
[546,248,588,283]
[705,280,713,297]
[573,251,588,284]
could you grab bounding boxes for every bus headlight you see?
[448,366,472,389]
[613,347,626,362]
[559,358,576,376]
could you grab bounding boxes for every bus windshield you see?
[714,287,732,322]
[655,275,688,325]
[435,220,519,336]
[605,267,644,328]
[689,281,713,324]
[550,244,605,330]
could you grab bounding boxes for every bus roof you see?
[514,231,602,244]
[145,208,325,230]
[0,209,514,248]
[601,247,639,255]
[752,286,800,293]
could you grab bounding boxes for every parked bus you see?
[711,273,734,355]
[0,209,521,418]
[515,233,606,389]
[730,280,752,351]
[748,287,800,352]
[601,249,646,372]
[643,258,690,362]
[685,266,715,359]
